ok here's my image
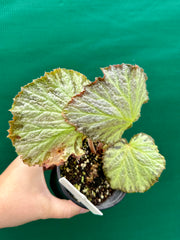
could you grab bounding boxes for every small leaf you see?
[103,133,166,193]
[64,64,149,144]
[8,68,90,166]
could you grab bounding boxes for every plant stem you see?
[87,138,96,154]
[96,142,103,152]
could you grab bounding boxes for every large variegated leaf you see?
[64,64,149,144]
[103,133,166,193]
[8,68,90,167]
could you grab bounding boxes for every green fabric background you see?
[0,0,179,239]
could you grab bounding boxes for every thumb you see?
[45,196,88,219]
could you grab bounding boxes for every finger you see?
[45,197,88,219]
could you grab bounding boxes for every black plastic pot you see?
[50,166,126,210]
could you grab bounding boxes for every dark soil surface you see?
[60,139,114,205]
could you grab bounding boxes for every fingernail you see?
[80,208,89,214]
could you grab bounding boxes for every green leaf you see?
[103,133,166,193]
[8,68,90,167]
[64,64,149,144]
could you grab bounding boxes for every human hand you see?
[0,156,88,228]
